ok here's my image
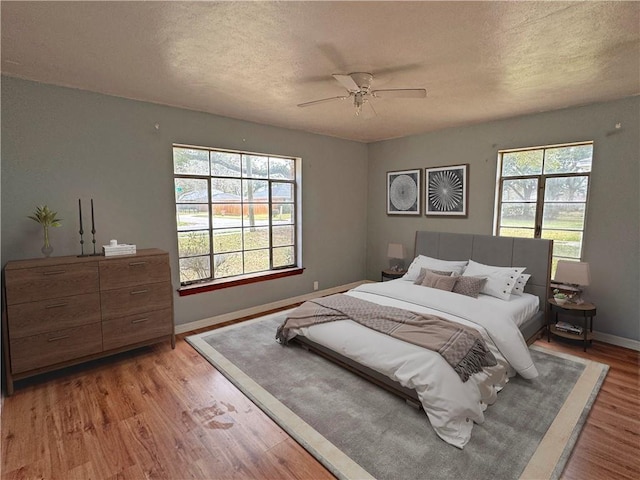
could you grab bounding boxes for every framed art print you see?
[387,169,421,215]
[425,164,468,217]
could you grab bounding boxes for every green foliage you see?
[178,228,295,283]
[174,147,297,284]
[28,205,62,227]
[502,149,543,177]
[553,289,567,300]
[500,226,583,261]
[501,144,591,204]
[544,144,592,174]
[179,231,209,256]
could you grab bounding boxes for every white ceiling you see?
[2,1,639,143]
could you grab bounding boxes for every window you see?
[494,142,592,273]
[173,145,300,288]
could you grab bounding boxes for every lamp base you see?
[552,282,586,304]
[389,259,405,272]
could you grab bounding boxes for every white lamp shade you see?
[554,260,590,286]
[387,243,405,259]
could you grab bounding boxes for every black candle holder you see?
[77,198,103,257]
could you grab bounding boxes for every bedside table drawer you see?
[102,308,173,350]
[10,323,103,374]
[7,293,102,338]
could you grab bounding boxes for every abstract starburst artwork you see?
[387,169,421,215]
[425,164,468,216]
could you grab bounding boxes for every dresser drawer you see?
[10,323,103,374]
[100,282,172,321]
[5,263,99,305]
[99,254,170,290]
[2,249,173,395]
[102,308,173,351]
[7,293,101,338]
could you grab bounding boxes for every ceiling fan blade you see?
[333,74,360,92]
[297,95,349,108]
[360,100,377,120]
[372,63,423,77]
[372,88,427,99]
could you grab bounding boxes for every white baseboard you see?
[175,280,371,335]
[593,331,640,352]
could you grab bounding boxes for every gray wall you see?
[2,77,638,342]
[367,96,640,342]
[1,77,369,326]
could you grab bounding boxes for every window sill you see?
[177,267,304,296]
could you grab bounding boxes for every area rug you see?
[186,310,608,480]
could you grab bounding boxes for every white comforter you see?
[288,280,539,448]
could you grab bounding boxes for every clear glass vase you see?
[41,226,53,257]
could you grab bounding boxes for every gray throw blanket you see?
[276,294,497,382]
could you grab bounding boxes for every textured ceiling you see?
[2,1,639,143]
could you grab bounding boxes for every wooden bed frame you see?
[293,231,553,408]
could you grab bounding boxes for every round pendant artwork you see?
[428,169,464,212]
[389,174,418,211]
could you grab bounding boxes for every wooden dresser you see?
[2,249,174,394]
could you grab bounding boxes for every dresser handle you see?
[43,270,66,276]
[45,302,69,309]
[131,318,149,324]
[47,335,70,342]
[129,261,147,266]
[130,289,149,295]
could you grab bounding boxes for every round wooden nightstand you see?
[381,269,406,282]
[547,298,597,352]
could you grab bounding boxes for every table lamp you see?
[387,243,405,272]
[554,260,590,304]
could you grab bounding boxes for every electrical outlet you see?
[313,281,319,291]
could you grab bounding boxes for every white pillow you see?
[511,273,532,296]
[462,259,526,300]
[403,255,468,281]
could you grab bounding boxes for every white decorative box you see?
[102,244,137,257]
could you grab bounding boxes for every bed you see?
[280,231,553,448]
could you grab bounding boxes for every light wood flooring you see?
[2,321,639,479]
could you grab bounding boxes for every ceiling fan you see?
[297,72,426,117]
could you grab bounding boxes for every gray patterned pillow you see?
[413,267,453,285]
[452,275,487,298]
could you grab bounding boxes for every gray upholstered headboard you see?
[414,231,552,339]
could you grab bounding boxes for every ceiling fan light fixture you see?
[298,71,425,117]
[354,92,364,116]
[350,72,373,91]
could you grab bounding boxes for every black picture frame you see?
[387,169,421,215]
[425,164,468,217]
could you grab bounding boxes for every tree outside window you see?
[173,146,299,285]
[495,143,592,274]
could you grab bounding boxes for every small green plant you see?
[28,205,62,227]
[553,288,567,300]
[28,205,62,256]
